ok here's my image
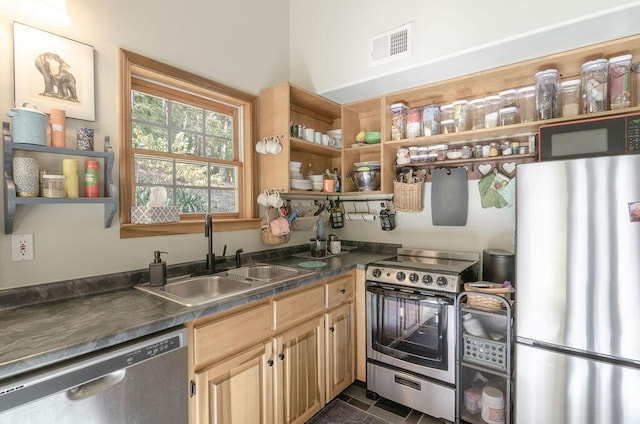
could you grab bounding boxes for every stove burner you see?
[366,248,479,293]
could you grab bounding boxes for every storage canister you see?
[62,159,79,198]
[481,387,505,424]
[517,86,536,122]
[452,100,469,132]
[42,175,65,198]
[408,146,420,163]
[405,107,423,139]
[422,104,440,136]
[632,62,640,107]
[390,103,409,141]
[85,160,99,198]
[608,54,632,110]
[483,249,515,286]
[469,98,486,130]
[535,69,560,119]
[484,95,501,128]
[560,79,581,117]
[441,119,455,134]
[499,89,518,108]
[498,106,520,126]
[581,59,608,113]
[49,109,66,148]
[6,104,47,145]
[440,103,454,121]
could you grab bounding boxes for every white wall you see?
[0,0,290,288]
[289,0,640,103]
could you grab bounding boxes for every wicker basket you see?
[464,282,514,310]
[261,208,290,246]
[393,181,424,212]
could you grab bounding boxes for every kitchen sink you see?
[224,264,305,283]
[136,264,314,307]
[136,275,253,307]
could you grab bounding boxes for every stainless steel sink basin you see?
[225,264,303,283]
[136,264,314,307]
[136,275,253,307]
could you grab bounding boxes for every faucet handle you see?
[235,248,243,268]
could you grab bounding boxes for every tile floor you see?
[316,381,452,424]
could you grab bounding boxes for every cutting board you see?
[431,167,468,226]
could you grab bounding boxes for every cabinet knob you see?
[279,353,285,360]
[329,327,335,332]
[267,359,274,367]
[340,289,346,294]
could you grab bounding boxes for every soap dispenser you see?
[149,251,168,287]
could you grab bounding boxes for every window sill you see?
[120,218,261,238]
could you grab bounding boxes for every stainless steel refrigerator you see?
[515,154,640,424]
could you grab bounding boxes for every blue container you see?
[6,104,47,145]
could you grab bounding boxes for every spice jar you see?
[560,80,581,117]
[609,54,632,110]
[517,86,536,122]
[488,143,499,157]
[452,100,469,132]
[422,105,440,136]
[406,107,423,139]
[408,146,420,163]
[418,146,430,162]
[469,98,486,130]
[581,59,608,113]
[484,95,501,128]
[535,69,560,119]
[390,103,409,140]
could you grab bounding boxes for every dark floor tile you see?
[404,410,424,424]
[338,392,352,402]
[348,397,373,412]
[374,397,411,418]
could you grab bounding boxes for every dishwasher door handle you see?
[66,369,126,401]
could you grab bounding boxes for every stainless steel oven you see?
[365,248,478,422]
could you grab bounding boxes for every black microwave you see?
[538,112,640,161]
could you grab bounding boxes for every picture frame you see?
[12,22,95,121]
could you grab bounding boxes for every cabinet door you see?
[274,316,325,424]
[326,302,355,401]
[195,342,273,424]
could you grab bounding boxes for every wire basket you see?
[463,334,507,371]
[393,181,424,212]
[464,282,514,310]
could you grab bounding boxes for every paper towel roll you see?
[347,213,377,221]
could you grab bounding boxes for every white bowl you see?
[308,174,324,182]
[290,161,302,168]
[447,150,463,160]
[290,172,304,179]
[311,184,323,191]
[327,129,342,138]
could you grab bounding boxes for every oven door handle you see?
[367,285,453,305]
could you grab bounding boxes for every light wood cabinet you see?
[325,302,355,400]
[195,342,273,424]
[187,271,357,424]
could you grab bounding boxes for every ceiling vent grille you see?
[370,23,412,66]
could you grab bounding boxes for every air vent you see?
[370,23,412,66]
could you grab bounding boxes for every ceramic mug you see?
[257,190,270,206]
[268,191,283,208]
[266,138,282,154]
[13,157,40,197]
[304,128,315,142]
[321,134,330,146]
[255,138,267,154]
[314,131,322,144]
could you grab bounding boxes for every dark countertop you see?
[0,250,391,381]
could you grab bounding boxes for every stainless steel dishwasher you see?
[0,327,188,423]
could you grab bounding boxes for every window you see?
[118,49,259,238]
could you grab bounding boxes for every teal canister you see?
[6,104,47,145]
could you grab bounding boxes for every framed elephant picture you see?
[13,22,95,121]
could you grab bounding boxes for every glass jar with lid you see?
[499,106,520,126]
[581,59,608,113]
[452,100,469,132]
[422,104,440,136]
[608,54,632,110]
[469,98,486,130]
[517,86,536,122]
[390,103,409,140]
[535,69,560,119]
[560,79,581,117]
[484,95,501,128]
[440,103,454,121]
[406,107,423,139]
[499,89,518,108]
[441,119,455,134]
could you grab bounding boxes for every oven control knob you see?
[396,272,406,281]
[372,268,382,278]
[422,275,433,285]
[408,273,419,283]
[436,276,448,287]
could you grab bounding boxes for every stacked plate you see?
[290,161,303,179]
[291,178,312,191]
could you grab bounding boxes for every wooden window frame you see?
[118,49,260,238]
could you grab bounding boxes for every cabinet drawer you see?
[325,275,355,309]
[273,285,324,331]
[193,303,272,368]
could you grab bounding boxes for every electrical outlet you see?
[12,233,34,262]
